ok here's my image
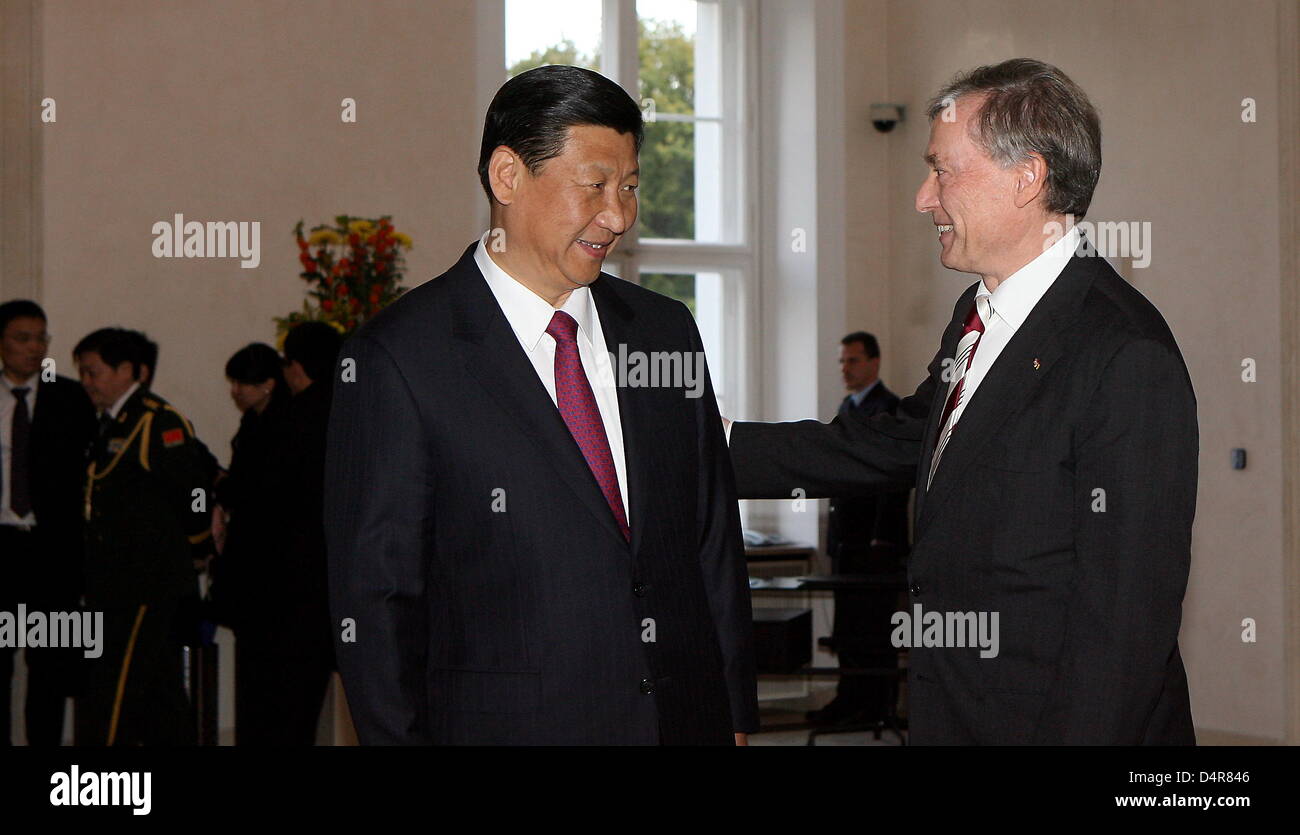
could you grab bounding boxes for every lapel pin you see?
[1032,358,1041,370]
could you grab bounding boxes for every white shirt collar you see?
[0,371,38,393]
[976,224,1081,330]
[107,381,141,419]
[473,232,597,351]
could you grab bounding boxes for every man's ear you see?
[1012,152,1049,208]
[488,146,522,205]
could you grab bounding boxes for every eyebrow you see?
[580,166,640,179]
[923,153,940,167]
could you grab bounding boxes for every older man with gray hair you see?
[727,58,1197,745]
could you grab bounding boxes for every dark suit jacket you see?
[217,384,334,665]
[325,243,758,745]
[24,375,96,605]
[826,382,909,559]
[730,248,1197,745]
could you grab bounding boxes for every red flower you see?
[322,300,334,312]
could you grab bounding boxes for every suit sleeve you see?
[684,305,759,733]
[1032,337,1197,744]
[325,334,433,745]
[728,355,940,500]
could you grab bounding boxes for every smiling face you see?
[487,124,639,306]
[915,95,1027,279]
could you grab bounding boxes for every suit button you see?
[632,582,647,597]
[910,583,923,596]
[639,678,654,695]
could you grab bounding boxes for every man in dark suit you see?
[809,330,909,726]
[0,300,96,745]
[325,65,757,745]
[727,59,1197,745]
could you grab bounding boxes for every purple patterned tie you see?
[546,310,629,540]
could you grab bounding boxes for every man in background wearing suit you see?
[326,65,757,745]
[0,300,96,745]
[727,59,1197,744]
[808,331,909,727]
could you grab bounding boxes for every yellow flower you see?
[394,232,413,248]
[347,219,374,235]
[327,320,347,335]
[308,228,343,247]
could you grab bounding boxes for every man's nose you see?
[915,171,938,213]
[596,191,630,236]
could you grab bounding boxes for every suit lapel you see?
[916,255,1098,532]
[589,276,648,556]
[448,247,629,549]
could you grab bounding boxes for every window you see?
[505,0,756,416]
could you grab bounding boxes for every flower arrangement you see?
[276,215,413,344]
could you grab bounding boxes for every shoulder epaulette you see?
[162,405,196,437]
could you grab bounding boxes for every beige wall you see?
[20,0,487,743]
[38,0,484,466]
[844,0,1294,741]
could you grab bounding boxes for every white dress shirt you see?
[1,371,39,526]
[947,225,1081,430]
[473,233,630,520]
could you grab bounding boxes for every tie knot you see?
[546,310,580,344]
[12,387,29,400]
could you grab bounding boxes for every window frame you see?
[600,0,759,417]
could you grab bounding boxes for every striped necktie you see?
[928,296,989,487]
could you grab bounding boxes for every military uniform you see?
[75,386,215,746]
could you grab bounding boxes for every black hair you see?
[73,327,154,381]
[0,299,47,337]
[225,342,289,405]
[282,322,342,386]
[124,330,159,381]
[841,331,880,359]
[477,65,644,203]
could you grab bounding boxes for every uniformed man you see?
[71,328,215,746]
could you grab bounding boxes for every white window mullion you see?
[603,0,642,280]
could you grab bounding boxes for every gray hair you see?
[926,59,1102,219]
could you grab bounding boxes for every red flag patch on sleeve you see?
[162,428,186,447]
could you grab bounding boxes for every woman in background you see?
[211,342,290,744]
